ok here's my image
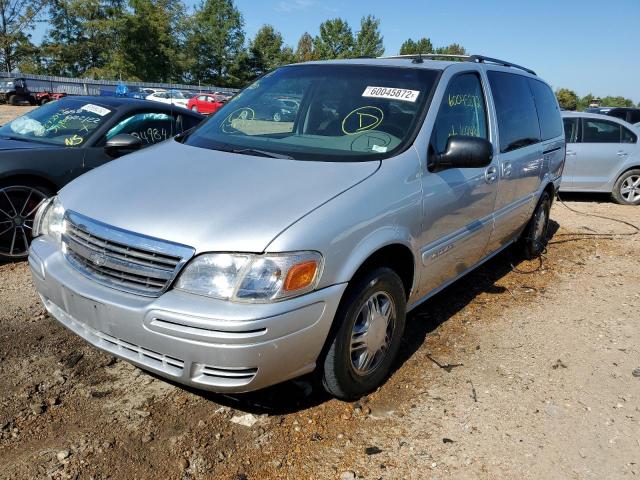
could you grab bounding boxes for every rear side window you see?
[529,79,563,140]
[622,126,637,144]
[430,72,488,154]
[582,119,622,143]
[563,117,578,143]
[488,71,541,153]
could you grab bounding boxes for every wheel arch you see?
[343,242,416,301]
[0,173,58,194]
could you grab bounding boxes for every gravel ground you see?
[0,106,639,479]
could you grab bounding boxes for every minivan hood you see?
[60,140,379,253]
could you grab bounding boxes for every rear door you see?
[485,71,542,252]
[572,117,634,191]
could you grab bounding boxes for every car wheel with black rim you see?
[521,191,551,259]
[321,267,406,400]
[0,182,52,260]
[611,169,640,205]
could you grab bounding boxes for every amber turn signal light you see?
[283,261,318,292]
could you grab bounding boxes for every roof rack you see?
[467,55,536,76]
[382,53,470,62]
[380,53,536,76]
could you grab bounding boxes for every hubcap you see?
[620,175,640,203]
[350,291,396,376]
[0,186,48,258]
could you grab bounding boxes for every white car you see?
[142,88,167,95]
[145,91,189,109]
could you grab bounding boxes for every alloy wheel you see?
[620,175,640,203]
[350,291,396,376]
[0,186,48,258]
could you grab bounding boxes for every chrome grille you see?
[62,211,194,297]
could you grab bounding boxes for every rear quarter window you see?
[487,71,541,153]
[529,79,563,141]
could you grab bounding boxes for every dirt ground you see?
[0,104,35,125]
[1,102,639,479]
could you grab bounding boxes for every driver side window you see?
[104,112,175,145]
[431,73,488,154]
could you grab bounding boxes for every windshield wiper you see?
[230,148,293,160]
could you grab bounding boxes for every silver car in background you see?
[561,112,640,205]
[28,55,565,400]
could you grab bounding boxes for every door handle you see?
[617,151,629,157]
[502,162,513,177]
[484,166,498,184]
[566,150,576,156]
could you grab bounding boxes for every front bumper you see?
[29,237,347,393]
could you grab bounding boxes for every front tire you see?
[521,191,551,259]
[191,105,198,113]
[0,181,52,260]
[611,169,640,205]
[321,267,406,400]
[8,95,17,106]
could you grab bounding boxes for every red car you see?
[187,94,226,115]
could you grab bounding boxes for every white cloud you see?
[275,0,316,13]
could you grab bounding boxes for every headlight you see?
[33,196,65,242]
[175,251,323,303]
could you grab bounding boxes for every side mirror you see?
[104,134,143,157]
[429,136,493,172]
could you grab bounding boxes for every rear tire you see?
[191,105,198,113]
[611,169,640,205]
[321,267,406,401]
[520,191,551,259]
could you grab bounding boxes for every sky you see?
[32,0,640,102]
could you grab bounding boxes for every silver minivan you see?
[28,55,565,400]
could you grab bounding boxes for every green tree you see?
[295,31,316,62]
[353,15,384,57]
[399,37,433,55]
[41,0,125,77]
[577,93,596,112]
[599,96,635,108]
[313,18,353,60]
[435,43,467,56]
[248,24,292,78]
[117,0,187,82]
[186,0,245,86]
[0,0,48,73]
[555,88,578,111]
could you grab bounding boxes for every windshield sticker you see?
[81,104,111,117]
[64,134,83,146]
[371,144,388,153]
[362,86,420,103]
[341,106,384,135]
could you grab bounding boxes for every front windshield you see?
[0,99,114,146]
[185,64,440,161]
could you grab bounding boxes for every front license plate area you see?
[62,287,107,332]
